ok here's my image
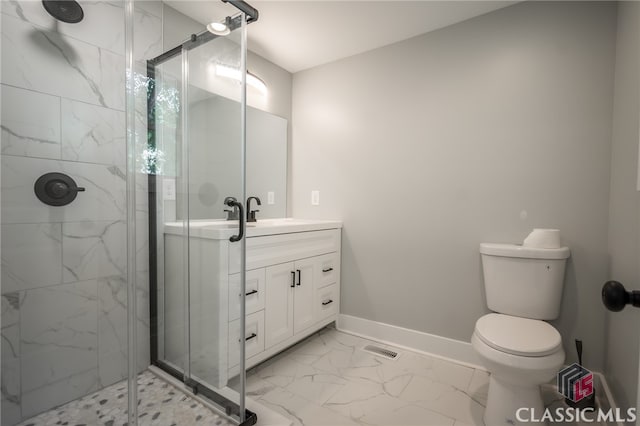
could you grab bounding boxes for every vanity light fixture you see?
[215,64,268,95]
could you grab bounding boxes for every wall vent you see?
[362,345,399,360]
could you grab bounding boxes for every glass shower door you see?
[147,12,250,424]
[185,16,248,422]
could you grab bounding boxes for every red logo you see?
[558,363,594,402]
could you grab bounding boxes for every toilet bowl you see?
[472,313,565,426]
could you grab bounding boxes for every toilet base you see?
[484,375,546,426]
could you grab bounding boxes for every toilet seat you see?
[475,313,562,357]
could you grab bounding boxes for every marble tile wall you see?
[0,1,161,424]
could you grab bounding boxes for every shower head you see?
[42,0,84,23]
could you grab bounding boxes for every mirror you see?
[156,87,288,222]
[185,87,288,220]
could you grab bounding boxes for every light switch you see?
[311,190,320,206]
[267,191,275,205]
[163,178,176,201]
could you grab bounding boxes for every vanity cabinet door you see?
[293,257,315,334]
[265,262,295,349]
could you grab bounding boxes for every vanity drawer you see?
[315,284,339,322]
[229,229,340,274]
[229,310,265,367]
[229,269,265,322]
[316,253,339,288]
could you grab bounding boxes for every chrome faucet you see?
[223,196,240,220]
[247,196,261,222]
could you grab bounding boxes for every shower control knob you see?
[602,281,640,312]
[34,172,85,206]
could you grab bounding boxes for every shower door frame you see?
[146,4,257,425]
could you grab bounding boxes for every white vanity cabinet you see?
[164,219,342,386]
[229,226,342,371]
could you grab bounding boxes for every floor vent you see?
[363,345,399,360]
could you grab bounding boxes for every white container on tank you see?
[479,243,570,320]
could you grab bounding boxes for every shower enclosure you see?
[144,4,257,423]
[1,0,257,424]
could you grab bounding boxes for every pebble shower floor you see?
[16,371,234,426]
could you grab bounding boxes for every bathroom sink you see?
[251,218,316,227]
[165,218,341,239]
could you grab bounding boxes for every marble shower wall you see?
[0,1,161,424]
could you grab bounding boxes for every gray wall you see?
[291,1,617,371]
[604,1,640,412]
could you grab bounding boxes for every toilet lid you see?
[475,313,562,357]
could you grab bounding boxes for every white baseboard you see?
[336,314,483,370]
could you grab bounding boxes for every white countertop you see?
[164,218,343,240]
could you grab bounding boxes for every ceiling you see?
[166,1,517,73]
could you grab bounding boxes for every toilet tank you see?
[480,243,570,320]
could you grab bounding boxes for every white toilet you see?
[472,243,570,426]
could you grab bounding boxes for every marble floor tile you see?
[259,387,358,426]
[284,370,347,405]
[323,380,407,423]
[311,343,381,377]
[466,369,490,406]
[358,402,456,426]
[428,357,476,391]
[286,333,335,365]
[250,327,494,426]
[392,351,475,391]
[398,375,485,425]
[316,327,377,353]
[258,357,337,389]
[246,375,279,400]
